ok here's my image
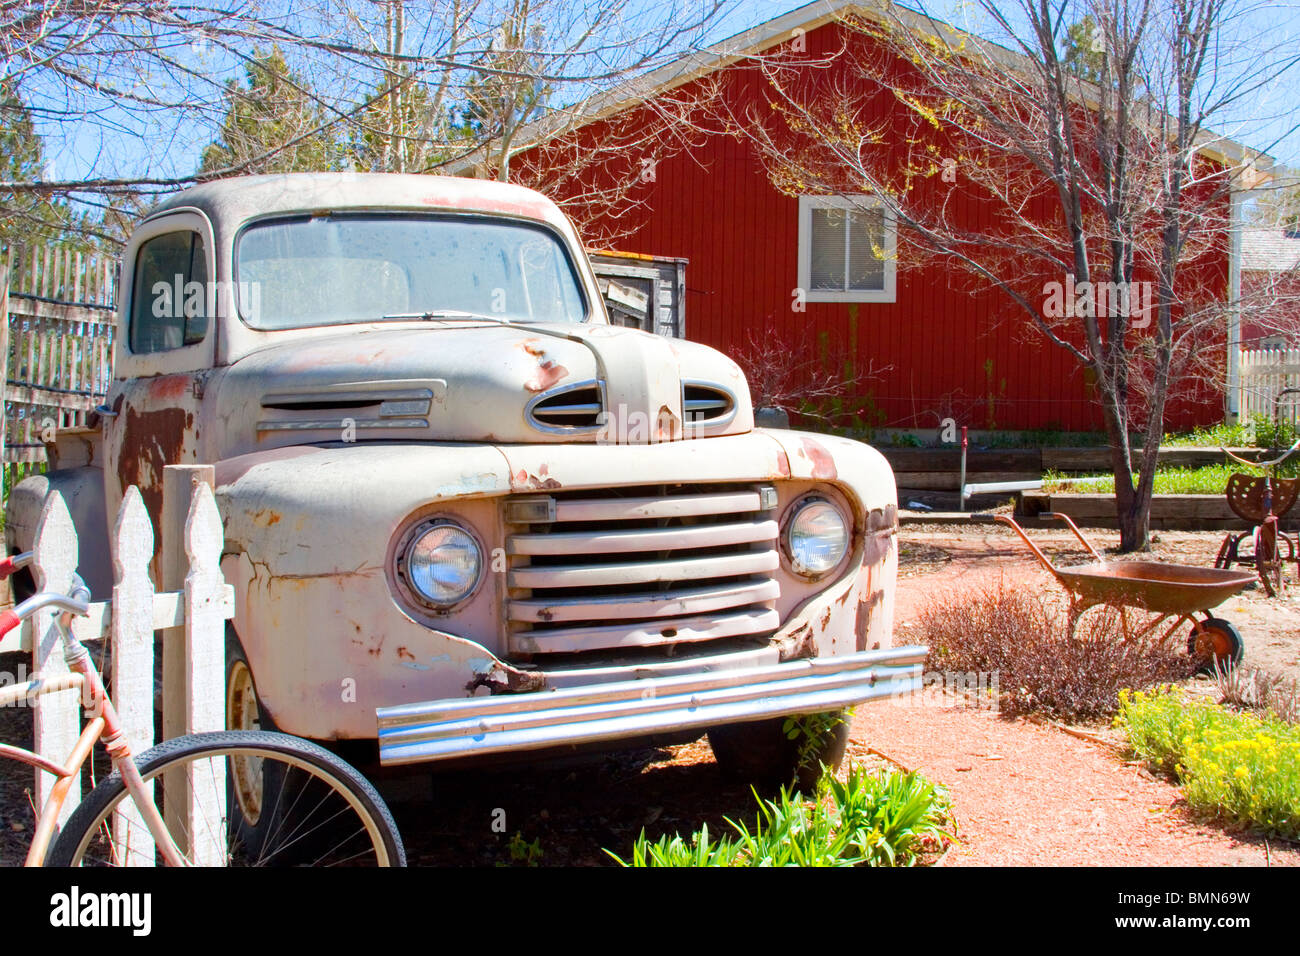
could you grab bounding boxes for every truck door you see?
[103,212,217,555]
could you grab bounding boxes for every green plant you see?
[1162,421,1254,448]
[500,831,543,867]
[1117,688,1300,839]
[606,765,951,867]
[1251,412,1300,453]
[1042,461,1300,495]
[783,709,851,781]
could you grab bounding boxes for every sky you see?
[34,0,1300,191]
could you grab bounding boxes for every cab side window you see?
[130,231,209,354]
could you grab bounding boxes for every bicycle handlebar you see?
[0,585,91,639]
[1222,438,1300,471]
[0,552,32,580]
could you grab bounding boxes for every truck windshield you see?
[235,213,588,329]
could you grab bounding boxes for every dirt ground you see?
[1,524,1297,866]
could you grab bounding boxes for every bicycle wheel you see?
[47,730,405,867]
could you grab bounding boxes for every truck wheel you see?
[708,711,851,793]
[224,630,329,860]
[226,629,274,732]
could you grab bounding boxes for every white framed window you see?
[797,195,897,303]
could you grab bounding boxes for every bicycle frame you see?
[0,563,187,866]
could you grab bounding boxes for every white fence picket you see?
[1238,347,1300,426]
[181,481,226,866]
[109,487,156,864]
[20,475,233,864]
[29,493,81,829]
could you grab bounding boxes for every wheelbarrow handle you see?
[992,514,1068,582]
[1039,512,1106,562]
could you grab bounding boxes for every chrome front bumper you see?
[375,645,926,766]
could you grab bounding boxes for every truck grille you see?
[503,484,781,658]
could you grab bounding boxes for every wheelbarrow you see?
[994,513,1256,672]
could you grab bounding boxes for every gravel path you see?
[879,525,1300,866]
[852,703,1298,866]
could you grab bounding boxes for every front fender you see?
[214,444,515,738]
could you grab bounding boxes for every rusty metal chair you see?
[1215,445,1300,597]
[1216,385,1300,597]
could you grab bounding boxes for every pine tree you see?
[200,48,344,176]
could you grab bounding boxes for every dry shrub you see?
[918,584,1194,723]
[1215,667,1300,726]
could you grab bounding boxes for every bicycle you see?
[0,554,406,866]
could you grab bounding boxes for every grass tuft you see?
[605,765,951,867]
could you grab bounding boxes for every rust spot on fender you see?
[512,466,561,491]
[855,590,885,652]
[774,622,816,662]
[252,509,282,527]
[467,661,547,695]
[147,374,191,401]
[396,646,415,661]
[655,405,682,442]
[800,438,837,479]
[524,360,568,393]
[774,450,791,478]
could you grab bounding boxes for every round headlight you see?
[783,498,850,578]
[402,521,483,607]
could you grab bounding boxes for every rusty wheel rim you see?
[1190,623,1237,671]
[226,660,264,825]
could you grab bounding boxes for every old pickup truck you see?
[6,173,922,785]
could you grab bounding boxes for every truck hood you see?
[211,322,753,455]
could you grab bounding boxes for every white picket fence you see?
[1239,347,1300,425]
[2,465,233,863]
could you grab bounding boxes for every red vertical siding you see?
[536,20,1227,433]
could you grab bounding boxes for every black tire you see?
[227,627,275,732]
[1188,617,1245,676]
[708,711,851,793]
[47,730,406,867]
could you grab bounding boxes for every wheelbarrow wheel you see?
[1187,618,1244,675]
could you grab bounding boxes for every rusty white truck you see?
[6,173,922,787]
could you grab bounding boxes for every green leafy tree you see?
[350,66,443,173]
[200,48,344,176]
[1063,15,1108,84]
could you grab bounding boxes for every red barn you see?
[469,1,1277,434]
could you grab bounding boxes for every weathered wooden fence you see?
[1,466,232,864]
[1,245,117,493]
[1239,347,1300,427]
